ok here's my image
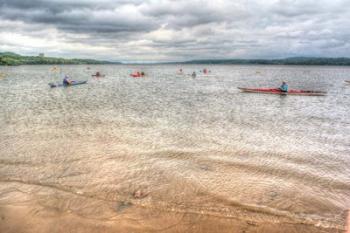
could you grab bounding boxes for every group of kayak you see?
[177,68,211,78]
[92,71,146,78]
[49,71,104,88]
[48,68,349,96]
[176,69,327,96]
[49,70,145,88]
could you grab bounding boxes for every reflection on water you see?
[0,65,350,232]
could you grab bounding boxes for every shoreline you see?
[0,179,346,233]
[0,202,342,233]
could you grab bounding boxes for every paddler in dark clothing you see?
[63,75,73,85]
[279,81,288,92]
[192,71,196,78]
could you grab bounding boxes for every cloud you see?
[0,1,157,33]
[0,0,349,61]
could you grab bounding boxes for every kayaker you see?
[279,81,288,92]
[192,71,196,78]
[63,75,73,85]
[177,69,184,75]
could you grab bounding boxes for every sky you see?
[0,0,349,62]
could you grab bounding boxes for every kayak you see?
[130,74,144,78]
[130,74,145,78]
[92,74,105,77]
[238,87,327,96]
[49,81,88,88]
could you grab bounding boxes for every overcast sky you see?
[0,0,349,62]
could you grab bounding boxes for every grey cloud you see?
[0,0,228,34]
[0,4,158,34]
[0,0,350,61]
[270,0,324,17]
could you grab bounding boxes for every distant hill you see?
[0,52,120,65]
[180,57,350,66]
[2,52,350,66]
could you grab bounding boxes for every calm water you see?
[0,65,349,232]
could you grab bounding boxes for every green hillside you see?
[0,52,119,65]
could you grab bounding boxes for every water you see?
[0,65,349,233]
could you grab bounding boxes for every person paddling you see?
[279,81,288,92]
[63,75,73,85]
[192,71,196,78]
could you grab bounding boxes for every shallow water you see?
[0,65,349,232]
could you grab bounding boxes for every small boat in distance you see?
[176,68,184,75]
[92,71,105,77]
[238,87,327,96]
[130,71,145,78]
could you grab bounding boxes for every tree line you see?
[181,57,350,65]
[0,52,119,65]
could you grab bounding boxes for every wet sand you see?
[0,199,341,233]
[0,171,346,233]
[347,211,350,233]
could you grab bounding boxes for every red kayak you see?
[130,73,146,78]
[238,87,327,96]
[130,74,142,78]
[130,71,145,78]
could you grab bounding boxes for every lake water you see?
[0,65,349,233]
